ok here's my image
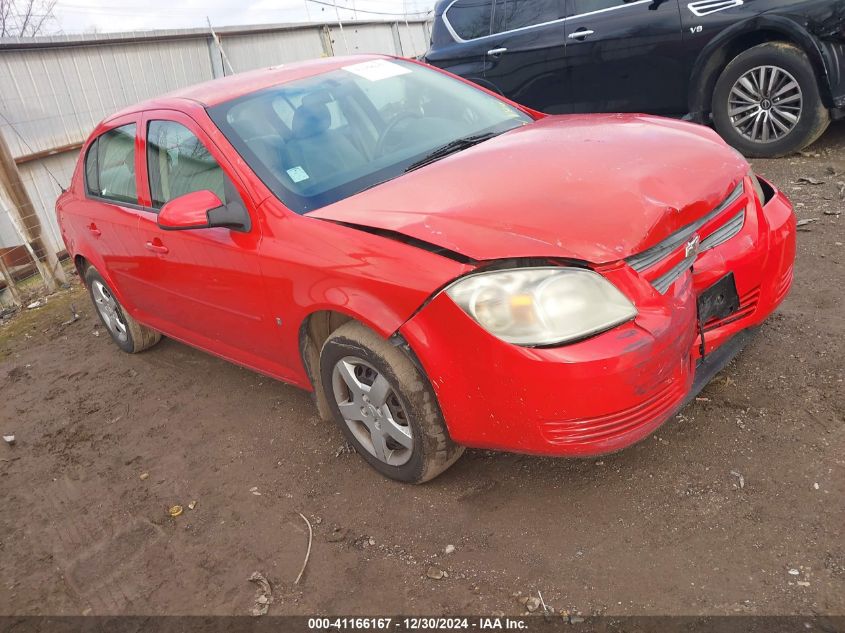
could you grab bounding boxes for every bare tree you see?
[0,0,57,38]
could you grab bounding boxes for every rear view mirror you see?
[157,189,250,232]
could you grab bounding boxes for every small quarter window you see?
[85,124,137,204]
[445,0,494,40]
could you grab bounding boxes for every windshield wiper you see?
[405,131,499,173]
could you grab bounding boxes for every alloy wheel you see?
[92,279,129,343]
[728,65,802,144]
[331,357,413,466]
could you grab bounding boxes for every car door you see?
[74,117,145,304]
[481,0,569,112]
[131,110,289,375]
[562,0,684,114]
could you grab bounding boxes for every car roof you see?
[102,53,394,123]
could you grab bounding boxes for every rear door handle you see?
[87,223,101,237]
[487,47,507,57]
[145,240,169,255]
[568,29,595,40]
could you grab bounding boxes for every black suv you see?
[424,0,845,157]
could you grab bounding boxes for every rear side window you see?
[85,124,137,204]
[146,120,227,209]
[445,0,493,40]
[492,0,562,33]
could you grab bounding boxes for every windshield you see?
[207,59,532,214]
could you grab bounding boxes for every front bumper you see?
[400,181,796,457]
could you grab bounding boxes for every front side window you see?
[146,121,227,209]
[492,0,562,33]
[208,59,531,214]
[85,124,137,204]
[445,0,493,40]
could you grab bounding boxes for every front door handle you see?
[87,222,101,237]
[487,47,508,57]
[145,240,169,255]
[568,29,595,40]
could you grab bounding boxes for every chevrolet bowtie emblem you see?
[685,235,701,259]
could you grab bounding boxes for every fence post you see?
[206,33,226,78]
[207,19,235,76]
[319,24,334,57]
[0,129,67,293]
[391,21,403,57]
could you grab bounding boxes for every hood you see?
[309,114,749,264]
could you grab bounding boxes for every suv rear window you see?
[445,0,493,40]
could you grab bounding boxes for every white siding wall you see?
[0,37,215,159]
[222,29,328,72]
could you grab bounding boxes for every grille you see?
[625,182,746,293]
[700,210,745,250]
[652,248,698,294]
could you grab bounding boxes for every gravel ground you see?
[1,122,843,618]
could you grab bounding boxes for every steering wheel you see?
[375,111,423,157]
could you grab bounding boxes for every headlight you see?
[748,168,766,207]
[445,267,637,346]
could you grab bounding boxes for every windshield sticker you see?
[342,59,412,82]
[287,166,309,183]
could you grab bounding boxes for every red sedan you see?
[56,55,796,482]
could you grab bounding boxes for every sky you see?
[50,0,437,34]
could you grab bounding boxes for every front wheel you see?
[712,42,830,158]
[85,266,161,353]
[320,322,464,483]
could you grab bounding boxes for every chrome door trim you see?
[566,0,652,22]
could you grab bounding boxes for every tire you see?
[712,42,830,158]
[85,266,161,354]
[320,321,464,483]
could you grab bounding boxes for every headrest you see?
[292,90,333,139]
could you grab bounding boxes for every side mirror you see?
[157,189,250,232]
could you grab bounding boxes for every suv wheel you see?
[712,42,829,158]
[319,321,464,483]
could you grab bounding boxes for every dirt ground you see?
[1,123,844,618]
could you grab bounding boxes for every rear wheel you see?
[320,322,463,483]
[712,42,829,158]
[85,266,160,353]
